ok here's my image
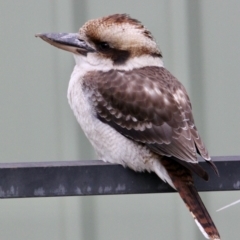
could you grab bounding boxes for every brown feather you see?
[83,65,221,237]
[160,157,220,240]
[83,66,211,163]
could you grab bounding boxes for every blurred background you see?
[0,1,240,239]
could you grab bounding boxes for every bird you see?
[36,14,220,239]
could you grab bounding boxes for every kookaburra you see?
[36,14,220,239]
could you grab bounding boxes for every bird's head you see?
[36,14,162,70]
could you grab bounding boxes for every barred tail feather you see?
[178,181,220,240]
[160,157,220,240]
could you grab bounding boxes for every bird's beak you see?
[35,33,95,55]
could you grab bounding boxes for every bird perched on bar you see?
[36,14,220,239]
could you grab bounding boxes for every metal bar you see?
[0,156,239,199]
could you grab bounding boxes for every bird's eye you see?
[98,42,110,51]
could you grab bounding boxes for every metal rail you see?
[0,156,239,198]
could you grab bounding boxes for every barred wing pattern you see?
[83,67,210,165]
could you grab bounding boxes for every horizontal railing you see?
[0,156,239,198]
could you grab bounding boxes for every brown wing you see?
[83,66,213,176]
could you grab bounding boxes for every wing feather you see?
[83,66,211,167]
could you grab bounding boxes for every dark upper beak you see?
[35,33,95,54]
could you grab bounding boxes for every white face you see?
[73,52,164,72]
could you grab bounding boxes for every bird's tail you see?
[160,157,220,240]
